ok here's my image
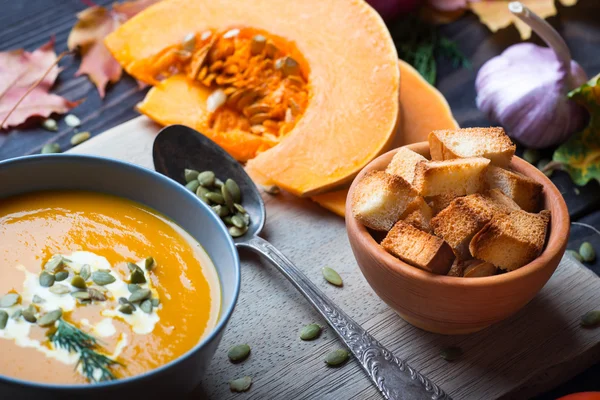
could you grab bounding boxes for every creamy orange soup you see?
[0,191,220,384]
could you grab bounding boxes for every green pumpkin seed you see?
[206,192,224,205]
[151,298,160,307]
[233,203,246,214]
[70,131,91,146]
[39,271,55,288]
[126,262,138,272]
[92,271,116,286]
[241,213,250,226]
[42,118,58,131]
[231,215,246,229]
[145,256,155,271]
[581,310,600,327]
[0,293,20,308]
[71,275,87,289]
[55,271,69,282]
[197,171,216,187]
[522,149,540,165]
[0,310,8,329]
[128,284,142,293]
[130,268,147,284]
[41,143,61,154]
[580,242,596,262]
[22,305,37,323]
[140,299,153,314]
[49,284,71,295]
[88,288,107,302]
[118,297,134,306]
[79,264,91,281]
[185,180,200,192]
[567,249,583,262]
[184,169,200,183]
[196,186,210,203]
[214,178,224,188]
[129,288,151,303]
[322,267,343,287]
[440,346,463,361]
[221,185,235,212]
[44,255,65,272]
[229,376,252,393]
[222,215,233,225]
[229,225,248,238]
[71,291,91,300]
[227,344,251,362]
[118,304,135,315]
[32,295,45,304]
[225,179,242,203]
[11,309,22,320]
[37,309,62,327]
[300,323,322,341]
[212,205,230,218]
[324,349,349,366]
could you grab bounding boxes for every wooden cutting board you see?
[70,116,600,400]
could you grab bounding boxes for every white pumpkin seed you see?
[207,89,227,112]
[0,293,20,308]
[49,284,71,295]
[229,376,252,392]
[37,309,62,327]
[64,114,81,127]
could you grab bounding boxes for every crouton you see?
[381,221,455,275]
[429,127,516,167]
[351,171,417,231]
[399,197,433,232]
[426,193,459,215]
[469,210,551,271]
[486,188,521,212]
[447,259,465,277]
[414,157,490,198]
[463,260,497,278]
[386,147,427,186]
[486,166,543,212]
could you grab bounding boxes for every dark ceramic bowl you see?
[0,155,240,400]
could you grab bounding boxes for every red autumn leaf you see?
[67,0,161,98]
[0,39,80,130]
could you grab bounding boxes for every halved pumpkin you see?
[105,0,400,196]
[311,59,459,217]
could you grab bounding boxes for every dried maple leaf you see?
[0,39,79,129]
[553,74,600,186]
[67,0,160,98]
[469,0,578,40]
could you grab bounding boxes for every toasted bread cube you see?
[486,188,521,212]
[386,147,427,186]
[469,210,551,271]
[426,193,458,215]
[486,166,543,212]
[447,259,465,277]
[399,197,434,232]
[463,260,497,278]
[382,221,455,275]
[351,171,417,231]
[429,127,516,167]
[414,157,490,198]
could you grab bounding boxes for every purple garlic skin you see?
[476,43,588,148]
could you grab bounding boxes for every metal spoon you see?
[153,125,450,400]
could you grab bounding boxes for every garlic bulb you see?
[475,2,588,148]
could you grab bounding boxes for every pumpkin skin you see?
[106,0,399,197]
[311,59,458,217]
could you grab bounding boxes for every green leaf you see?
[553,74,600,186]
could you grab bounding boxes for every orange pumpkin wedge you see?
[105,0,400,196]
[311,59,459,217]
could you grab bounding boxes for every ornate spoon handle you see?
[239,236,451,400]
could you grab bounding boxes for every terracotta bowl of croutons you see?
[346,130,569,335]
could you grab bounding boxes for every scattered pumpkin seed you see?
[91,271,116,286]
[130,268,147,284]
[227,344,251,362]
[300,323,322,341]
[128,284,142,293]
[42,118,58,131]
[261,184,280,195]
[70,131,90,146]
[140,299,153,314]
[151,298,160,307]
[440,346,463,362]
[251,34,266,55]
[64,114,81,127]
[0,310,8,329]
[229,376,252,393]
[32,295,45,304]
[231,214,246,229]
[79,264,91,281]
[49,284,71,295]
[185,169,200,183]
[537,159,553,177]
[11,309,22,320]
[55,271,69,282]
[71,291,91,300]
[44,255,65,272]
[118,304,135,315]
[206,192,224,204]
[185,180,201,193]
[145,256,155,271]
[71,275,87,289]
[322,267,343,287]
[198,171,216,187]
[324,349,349,367]
[221,185,235,212]
[233,203,246,214]
[129,288,151,303]
[580,242,596,262]
[567,249,583,262]
[37,309,62,327]
[581,310,600,328]
[88,288,107,302]
[0,293,20,308]
[39,271,55,288]
[522,149,540,165]
[225,179,242,203]
[41,143,61,154]
[229,225,248,238]
[22,305,37,323]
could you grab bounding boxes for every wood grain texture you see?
[70,117,600,399]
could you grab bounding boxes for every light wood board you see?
[70,116,600,400]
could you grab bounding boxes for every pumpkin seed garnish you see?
[324,349,349,367]
[241,213,250,226]
[0,293,20,308]
[126,262,138,272]
[229,225,248,238]
[91,271,116,286]
[196,186,210,203]
[37,309,63,327]
[55,270,69,282]
[206,192,224,205]
[44,255,65,272]
[118,297,134,306]
[129,288,151,303]
[185,169,200,183]
[233,203,246,214]
[118,304,135,315]
[440,346,463,362]
[0,310,8,329]
[580,242,596,262]
[581,310,600,328]
[72,291,91,301]
[322,267,343,287]
[145,256,155,271]
[128,284,142,293]
[198,171,216,187]
[151,298,160,307]
[140,299,153,314]
[39,271,55,288]
[32,295,45,304]
[300,323,322,341]
[229,376,252,393]
[11,309,22,320]
[49,284,71,295]
[71,275,87,289]
[70,131,91,146]
[221,185,235,212]
[22,305,37,323]
[214,178,224,188]
[223,215,233,225]
[227,344,251,363]
[230,214,247,229]
[212,204,230,218]
[41,143,61,154]
[185,180,201,193]
[88,288,107,302]
[79,264,91,281]
[130,268,147,284]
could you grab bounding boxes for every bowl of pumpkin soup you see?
[0,155,240,399]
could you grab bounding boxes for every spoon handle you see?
[239,236,451,400]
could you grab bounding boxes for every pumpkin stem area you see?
[148,27,310,143]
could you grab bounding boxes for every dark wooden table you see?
[1,0,599,398]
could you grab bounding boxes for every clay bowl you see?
[346,142,569,335]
